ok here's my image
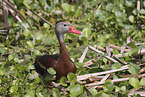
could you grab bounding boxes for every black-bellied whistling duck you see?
[34,22,82,81]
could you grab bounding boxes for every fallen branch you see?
[86,74,145,86]
[88,46,122,64]
[79,47,88,63]
[77,66,129,81]
[109,44,131,52]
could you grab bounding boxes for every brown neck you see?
[60,42,70,58]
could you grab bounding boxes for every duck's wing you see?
[33,55,59,77]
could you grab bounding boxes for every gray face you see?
[55,22,70,34]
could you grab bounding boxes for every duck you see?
[33,22,82,81]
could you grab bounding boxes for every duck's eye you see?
[64,24,67,26]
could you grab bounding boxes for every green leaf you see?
[0,70,3,75]
[35,33,43,40]
[26,41,34,48]
[61,3,71,12]
[23,29,31,37]
[68,84,81,96]
[30,3,40,10]
[127,42,137,48]
[103,80,114,91]
[112,63,121,70]
[42,38,53,45]
[74,7,82,17]
[90,87,98,96]
[60,76,67,86]
[129,77,139,89]
[24,55,31,60]
[10,85,18,93]
[106,3,114,11]
[36,92,44,97]
[8,53,18,61]
[128,48,139,56]
[75,62,84,68]
[140,77,145,86]
[23,1,31,9]
[140,9,145,14]
[36,85,43,92]
[47,67,56,74]
[129,15,134,23]
[129,63,140,75]
[125,1,134,7]
[55,10,62,15]
[82,28,91,38]
[33,49,41,55]
[120,86,126,92]
[67,73,77,84]
[51,88,61,97]
[0,48,5,54]
[101,92,110,97]
[115,86,120,92]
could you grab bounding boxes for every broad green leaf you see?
[14,0,24,5]
[125,1,134,7]
[106,3,114,11]
[101,93,110,97]
[51,88,61,97]
[61,3,71,12]
[144,1,145,7]
[24,55,31,60]
[26,41,34,48]
[43,23,50,29]
[33,49,41,55]
[42,38,53,45]
[67,73,77,84]
[129,63,140,75]
[74,7,82,17]
[30,3,40,10]
[140,77,145,86]
[128,48,139,56]
[127,42,137,48]
[36,92,44,97]
[12,79,19,85]
[8,53,18,61]
[75,62,84,68]
[36,85,43,92]
[68,84,81,96]
[140,9,145,14]
[0,48,5,54]
[129,15,134,23]
[35,33,43,40]
[23,29,31,37]
[47,67,56,74]
[103,80,114,91]
[90,87,98,96]
[115,86,120,92]
[55,10,62,15]
[103,58,108,64]
[129,77,139,89]
[0,70,3,75]
[82,28,91,38]
[23,1,31,9]
[112,63,121,70]
[120,86,126,92]
[60,76,67,86]
[10,85,18,93]
[43,73,56,81]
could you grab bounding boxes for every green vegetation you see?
[0,0,145,96]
